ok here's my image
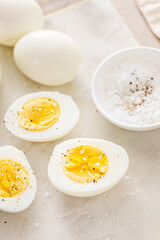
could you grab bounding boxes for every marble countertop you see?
[0,0,160,240]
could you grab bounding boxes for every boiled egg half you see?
[48,138,129,197]
[0,146,37,213]
[4,92,79,142]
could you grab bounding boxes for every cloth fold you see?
[136,0,160,38]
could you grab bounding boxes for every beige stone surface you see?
[0,1,150,240]
[0,1,160,240]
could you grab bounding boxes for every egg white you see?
[4,91,80,142]
[0,0,43,46]
[0,146,37,213]
[48,138,129,197]
[14,30,82,86]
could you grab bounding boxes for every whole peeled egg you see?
[14,30,83,86]
[0,0,44,47]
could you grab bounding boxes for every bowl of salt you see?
[92,47,160,131]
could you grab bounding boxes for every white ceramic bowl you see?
[92,47,160,131]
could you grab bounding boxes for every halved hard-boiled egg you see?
[48,138,129,197]
[4,92,79,142]
[0,146,37,213]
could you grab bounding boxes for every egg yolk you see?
[0,159,29,198]
[18,97,61,131]
[63,145,109,183]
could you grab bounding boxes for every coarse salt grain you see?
[80,148,85,154]
[104,60,160,126]
[34,222,39,228]
[94,162,100,166]
[44,192,50,198]
[124,176,131,181]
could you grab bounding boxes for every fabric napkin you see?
[136,0,160,38]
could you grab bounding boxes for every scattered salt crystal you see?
[80,148,85,154]
[94,162,100,166]
[44,192,50,198]
[83,157,87,161]
[34,222,39,228]
[99,220,102,224]
[88,172,94,178]
[124,176,130,181]
[99,154,102,159]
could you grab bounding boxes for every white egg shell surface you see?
[4,91,79,142]
[14,30,82,86]
[48,138,129,197]
[0,146,37,213]
[0,0,44,47]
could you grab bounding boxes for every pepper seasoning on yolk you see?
[63,145,109,183]
[18,97,61,131]
[0,159,29,198]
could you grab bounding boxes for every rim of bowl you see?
[92,46,160,131]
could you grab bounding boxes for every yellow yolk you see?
[0,159,29,198]
[63,145,109,183]
[18,97,61,131]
